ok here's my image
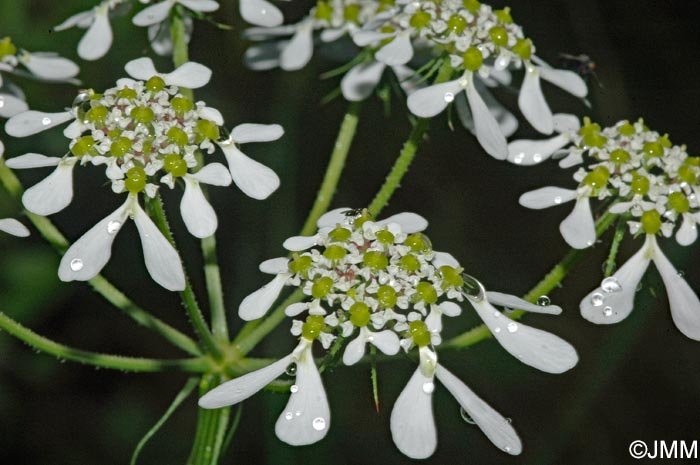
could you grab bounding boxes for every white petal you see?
[342,332,367,366]
[124,57,159,80]
[275,346,330,446]
[190,163,232,186]
[320,28,346,43]
[369,329,400,355]
[559,151,584,168]
[244,24,298,40]
[390,368,437,459]
[518,67,553,135]
[0,218,30,237]
[457,79,518,138]
[352,30,393,47]
[407,79,462,118]
[77,8,113,60]
[5,153,61,169]
[54,10,95,31]
[376,212,427,233]
[164,61,212,88]
[22,53,79,80]
[435,365,521,455]
[132,201,186,291]
[651,237,700,340]
[580,238,651,324]
[243,42,284,70]
[375,32,413,67]
[341,61,386,102]
[63,120,84,139]
[285,302,307,317]
[438,301,462,317]
[259,257,289,274]
[231,123,284,143]
[316,207,350,228]
[0,93,29,118]
[239,0,283,27]
[5,111,74,137]
[507,134,569,165]
[539,67,588,98]
[181,178,217,238]
[470,299,579,373]
[465,74,508,159]
[58,200,130,282]
[198,107,224,125]
[518,187,576,209]
[432,251,460,268]
[552,113,581,133]
[280,25,313,71]
[487,292,562,315]
[676,215,698,246]
[219,143,279,199]
[560,197,595,249]
[608,201,633,214]
[178,0,220,12]
[239,274,287,321]
[283,234,320,251]
[22,162,75,215]
[132,1,173,26]
[199,355,293,408]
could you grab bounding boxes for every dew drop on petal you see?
[42,117,52,126]
[107,220,121,234]
[290,384,299,393]
[285,363,297,376]
[603,306,613,317]
[601,276,622,293]
[504,446,512,453]
[507,322,518,333]
[444,92,455,103]
[295,410,302,416]
[70,258,84,271]
[532,154,542,163]
[505,417,512,424]
[591,292,604,307]
[460,407,476,425]
[537,295,550,306]
[513,153,524,164]
[422,382,435,394]
[493,326,501,333]
[284,411,293,420]
[554,196,563,204]
[678,270,685,278]
[312,417,327,431]
[493,311,501,318]
[367,335,374,342]
[636,282,643,292]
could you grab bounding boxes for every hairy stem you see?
[187,375,231,465]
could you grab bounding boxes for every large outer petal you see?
[220,142,279,199]
[375,32,413,67]
[164,61,212,88]
[508,134,569,166]
[77,8,113,61]
[132,1,173,26]
[0,218,30,237]
[539,67,588,98]
[239,274,287,321]
[518,66,553,135]
[465,74,507,159]
[181,177,217,238]
[341,61,386,102]
[5,111,74,137]
[519,187,576,209]
[407,79,462,118]
[0,93,29,118]
[22,53,79,80]
[390,368,437,459]
[559,197,595,249]
[239,0,283,27]
[231,123,284,143]
[280,24,313,71]
[22,162,75,215]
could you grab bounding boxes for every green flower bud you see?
[643,141,664,158]
[512,38,532,60]
[323,245,347,261]
[617,121,636,136]
[582,132,607,148]
[349,302,371,327]
[163,154,188,177]
[195,119,220,142]
[125,166,147,194]
[85,105,109,124]
[582,166,610,189]
[167,126,189,146]
[409,320,431,347]
[462,0,481,13]
[678,164,697,184]
[610,149,630,164]
[329,226,351,242]
[70,136,96,157]
[495,7,513,23]
[314,1,333,20]
[131,106,155,124]
[668,192,690,213]
[311,276,334,299]
[440,266,464,289]
[631,174,650,195]
[118,87,137,100]
[289,255,312,274]
[400,254,421,272]
[302,315,325,340]
[447,15,467,34]
[409,11,432,29]
[405,233,432,253]
[364,251,388,270]
[641,209,662,235]
[375,229,395,244]
[578,117,601,136]
[415,281,438,304]
[146,76,166,93]
[377,285,397,308]
[462,46,483,71]
[110,136,133,157]
[171,96,194,113]
[344,4,361,23]
[489,26,508,46]
[0,37,17,58]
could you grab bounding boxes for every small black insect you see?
[558,53,602,87]
[342,208,364,217]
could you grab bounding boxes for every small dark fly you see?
[558,53,602,87]
[342,208,364,217]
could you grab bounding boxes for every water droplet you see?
[603,306,613,317]
[460,407,476,424]
[507,322,518,333]
[678,270,685,278]
[285,363,297,376]
[532,154,542,163]
[636,282,643,292]
[367,335,374,342]
[42,117,52,126]
[290,384,299,393]
[70,258,84,271]
[554,196,562,204]
[494,327,501,333]
[537,295,550,306]
[443,92,455,103]
[493,311,501,318]
[107,220,121,234]
[295,410,301,416]
[601,276,622,293]
[312,417,326,431]
[505,417,512,424]
[284,411,293,420]
[461,274,486,302]
[0,96,4,108]
[586,240,594,246]
[513,153,524,164]
[422,382,435,394]
[504,446,512,453]
[591,292,604,307]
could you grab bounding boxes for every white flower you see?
[125,56,212,88]
[199,337,331,446]
[507,113,581,165]
[239,257,291,321]
[342,326,400,365]
[407,71,508,159]
[244,21,315,71]
[580,233,700,340]
[54,0,128,61]
[132,0,219,27]
[390,346,522,459]
[0,218,30,237]
[353,28,414,67]
[58,193,185,291]
[454,80,519,139]
[340,61,417,102]
[239,0,284,27]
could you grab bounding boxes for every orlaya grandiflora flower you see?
[580,209,700,340]
[53,0,130,61]
[199,331,331,446]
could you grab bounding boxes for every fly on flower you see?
[199,207,578,458]
[4,57,283,290]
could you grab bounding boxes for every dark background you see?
[1,0,700,464]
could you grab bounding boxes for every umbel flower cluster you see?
[4,58,283,290]
[515,118,700,340]
[200,208,578,459]
[244,0,587,158]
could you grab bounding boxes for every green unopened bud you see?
[85,105,109,123]
[323,245,347,261]
[489,26,508,46]
[195,119,219,142]
[311,276,334,299]
[118,87,137,100]
[171,96,194,113]
[378,0,395,11]
[579,117,601,136]
[462,46,483,71]
[302,315,325,340]
[314,1,333,20]
[377,285,397,308]
[400,254,421,272]
[163,154,188,177]
[631,174,650,195]
[440,266,464,289]
[71,136,96,157]
[0,37,17,58]
[678,164,698,184]
[582,166,610,189]
[289,255,312,274]
[583,132,607,148]
[610,149,630,164]
[167,126,189,146]
[512,38,532,60]
[354,210,373,228]
[447,14,467,34]
[643,141,664,158]
[641,209,662,235]
[344,4,361,23]
[364,251,388,270]
[405,233,432,253]
[495,7,513,23]
[375,229,395,244]
[349,302,371,327]
[409,11,432,29]
[409,320,431,347]
[131,106,155,124]
[463,0,481,13]
[329,226,351,242]
[146,76,166,93]
[110,136,132,157]
[415,281,438,304]
[668,192,690,213]
[125,166,147,194]
[617,120,636,136]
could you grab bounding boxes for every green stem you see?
[367,59,454,217]
[0,161,200,355]
[187,375,231,465]
[146,195,223,360]
[171,6,193,98]
[0,312,210,372]
[604,216,627,277]
[444,211,618,349]
[300,102,362,236]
